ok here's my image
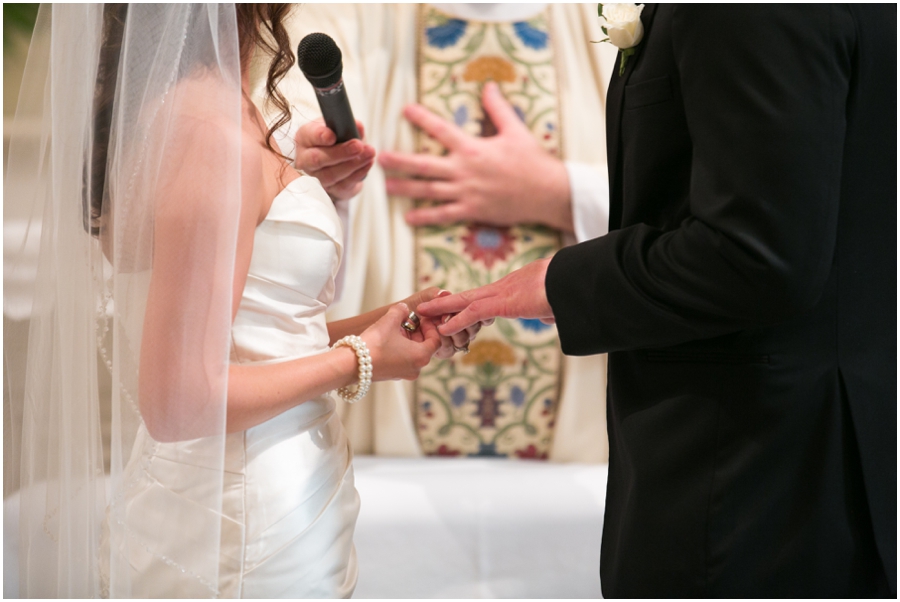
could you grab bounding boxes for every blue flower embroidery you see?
[510,386,526,407]
[513,105,527,123]
[453,104,468,127]
[426,18,467,49]
[513,21,548,50]
[475,228,502,249]
[451,386,467,407]
[519,318,551,333]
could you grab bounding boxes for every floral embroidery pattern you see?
[461,226,516,269]
[463,56,517,83]
[426,17,467,49]
[513,21,549,50]
[452,105,468,127]
[451,385,467,407]
[514,444,549,460]
[434,444,461,457]
[415,6,562,460]
[509,385,526,407]
[462,339,517,367]
[519,318,552,333]
[474,387,502,428]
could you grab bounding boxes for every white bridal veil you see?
[5,4,242,597]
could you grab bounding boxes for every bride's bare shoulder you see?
[164,72,242,138]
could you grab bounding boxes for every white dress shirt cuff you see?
[565,161,610,244]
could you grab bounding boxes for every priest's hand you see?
[416,259,555,336]
[294,119,375,201]
[379,82,573,232]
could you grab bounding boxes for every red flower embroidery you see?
[514,444,548,460]
[434,444,461,457]
[461,226,515,269]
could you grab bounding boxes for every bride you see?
[7,4,477,598]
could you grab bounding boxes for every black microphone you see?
[296,33,360,143]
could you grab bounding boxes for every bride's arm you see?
[226,302,442,433]
[326,307,393,343]
[146,290,439,440]
[326,287,446,343]
[225,346,358,433]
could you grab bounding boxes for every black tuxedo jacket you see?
[546,5,896,597]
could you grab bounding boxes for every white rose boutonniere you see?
[598,3,645,76]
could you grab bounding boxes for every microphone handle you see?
[314,79,360,143]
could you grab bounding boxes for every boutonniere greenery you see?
[597,3,645,76]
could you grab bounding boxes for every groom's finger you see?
[417,288,483,318]
[438,297,500,336]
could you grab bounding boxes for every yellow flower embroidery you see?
[462,56,516,84]
[461,340,517,367]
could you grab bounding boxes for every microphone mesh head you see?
[297,33,343,88]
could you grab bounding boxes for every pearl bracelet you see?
[332,335,372,403]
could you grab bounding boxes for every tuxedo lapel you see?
[606,3,659,230]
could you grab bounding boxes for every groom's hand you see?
[403,286,488,358]
[417,259,555,336]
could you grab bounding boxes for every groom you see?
[419,4,897,597]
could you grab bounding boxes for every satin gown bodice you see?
[115,176,360,599]
[230,176,342,363]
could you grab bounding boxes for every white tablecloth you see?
[352,456,607,598]
[3,457,608,598]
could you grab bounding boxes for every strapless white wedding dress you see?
[109,176,359,598]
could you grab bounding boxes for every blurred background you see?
[4,2,44,499]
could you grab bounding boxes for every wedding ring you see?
[453,343,470,354]
[401,311,420,333]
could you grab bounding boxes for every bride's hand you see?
[359,303,442,381]
[402,287,491,359]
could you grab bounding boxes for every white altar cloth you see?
[351,456,607,598]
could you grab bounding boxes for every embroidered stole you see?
[413,5,563,459]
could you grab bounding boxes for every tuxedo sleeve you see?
[546,6,855,355]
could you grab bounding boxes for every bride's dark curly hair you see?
[236,3,295,155]
[85,4,295,237]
